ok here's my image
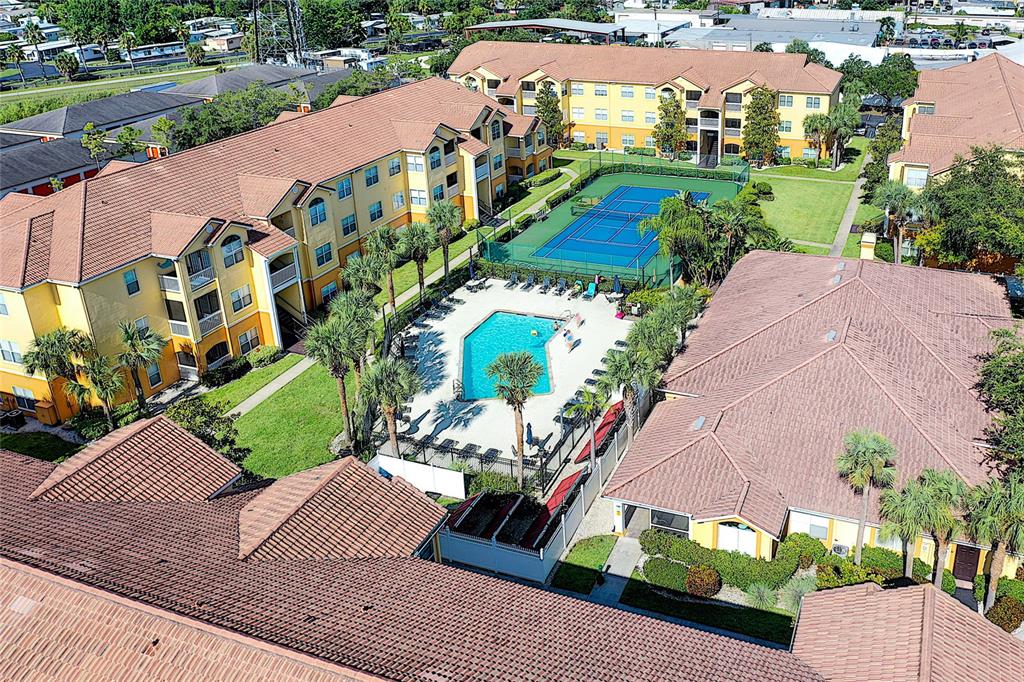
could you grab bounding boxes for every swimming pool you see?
[461,312,556,400]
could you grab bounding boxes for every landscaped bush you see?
[622,146,656,157]
[974,575,1024,604]
[545,188,570,210]
[644,557,687,592]
[468,470,523,494]
[247,345,283,368]
[780,573,817,613]
[514,214,535,230]
[685,565,722,598]
[569,141,587,151]
[860,546,930,582]
[816,560,884,590]
[624,288,667,315]
[986,596,1024,633]
[523,168,561,188]
[463,218,481,231]
[744,582,778,610]
[200,356,251,388]
[873,241,896,263]
[751,181,774,200]
[68,403,143,440]
[942,569,957,595]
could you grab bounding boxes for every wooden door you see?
[952,545,981,581]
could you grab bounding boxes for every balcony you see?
[158,274,181,293]
[486,88,497,96]
[525,145,534,155]
[522,90,536,100]
[445,151,456,166]
[270,262,298,292]
[169,320,191,337]
[724,127,741,136]
[508,147,521,158]
[474,164,489,181]
[188,266,215,290]
[725,102,742,112]
[197,311,224,338]
[283,226,296,238]
[687,125,698,135]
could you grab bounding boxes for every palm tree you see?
[366,227,400,311]
[54,53,79,82]
[342,254,382,295]
[638,207,686,286]
[65,355,124,432]
[710,198,752,267]
[967,474,1024,612]
[871,180,916,263]
[802,112,831,161]
[176,23,191,50]
[304,316,356,434]
[599,348,660,438]
[951,21,970,46]
[920,468,967,588]
[626,312,676,368]
[23,327,94,384]
[115,321,167,413]
[64,26,90,74]
[398,222,438,305]
[879,479,934,578]
[486,351,543,489]
[329,291,375,384]
[23,23,46,78]
[119,32,138,72]
[661,285,704,350]
[5,45,26,83]
[362,356,421,457]
[426,200,462,283]
[835,430,898,565]
[565,388,609,468]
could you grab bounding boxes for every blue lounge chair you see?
[505,272,519,288]
[582,282,597,300]
[540,276,551,293]
[523,273,535,289]
[555,278,567,295]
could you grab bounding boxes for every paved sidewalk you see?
[829,153,870,257]
[231,356,315,417]
[589,537,642,606]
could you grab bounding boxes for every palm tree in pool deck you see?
[366,226,400,310]
[486,351,544,489]
[398,222,438,305]
[879,478,935,579]
[116,321,168,413]
[304,316,356,435]
[64,355,124,432]
[967,473,1024,612]
[920,468,967,588]
[362,356,421,458]
[835,429,897,566]
[427,200,462,284]
[661,285,705,351]
[565,388,609,468]
[599,348,659,438]
[638,196,690,286]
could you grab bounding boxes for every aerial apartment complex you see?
[449,41,842,163]
[0,78,551,423]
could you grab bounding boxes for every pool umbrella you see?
[526,422,534,446]
[469,258,475,280]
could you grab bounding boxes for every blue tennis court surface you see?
[532,185,709,269]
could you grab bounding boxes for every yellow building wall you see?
[689,518,773,561]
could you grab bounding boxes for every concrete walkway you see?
[829,153,871,257]
[589,536,642,606]
[231,356,315,416]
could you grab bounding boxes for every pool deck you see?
[402,278,631,460]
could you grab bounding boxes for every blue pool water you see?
[462,312,556,400]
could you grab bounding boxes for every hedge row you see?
[523,168,561,188]
[569,161,744,195]
[545,188,571,210]
[987,596,1024,633]
[643,557,722,598]
[974,575,1024,604]
[473,259,639,293]
[816,547,954,594]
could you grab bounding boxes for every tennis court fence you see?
[569,152,750,189]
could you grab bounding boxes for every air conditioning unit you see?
[831,543,850,558]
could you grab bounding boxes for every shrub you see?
[247,345,282,368]
[859,546,931,582]
[874,241,896,263]
[514,214,535,230]
[639,528,675,557]
[816,560,884,590]
[623,146,656,157]
[644,557,688,592]
[780,573,817,613]
[744,582,778,610]
[200,356,251,387]
[569,141,587,151]
[974,576,1024,604]
[625,288,666,315]
[463,218,481,231]
[468,470,522,494]
[523,168,561,187]
[942,569,956,596]
[68,403,143,440]
[751,181,774,200]
[545,188,570,210]
[986,596,1024,633]
[685,565,722,598]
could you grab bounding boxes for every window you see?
[146,362,162,388]
[537,130,545,146]
[429,147,442,170]
[388,158,401,176]
[238,328,260,354]
[571,106,584,118]
[802,147,818,159]
[806,96,821,109]
[645,87,656,100]
[918,104,935,115]
[573,131,585,143]
[230,284,252,312]
[651,510,690,538]
[645,136,655,148]
[446,172,458,188]
[620,85,633,98]
[522,105,536,116]
[594,84,607,96]
[621,110,634,123]
[369,201,383,221]
[315,242,333,267]
[645,111,656,124]
[521,81,536,93]
[596,132,608,146]
[321,280,338,302]
[808,523,829,540]
[491,119,501,140]
[309,198,327,226]
[571,83,584,95]
[778,94,793,108]
[778,120,792,133]
[495,182,505,197]
[407,155,424,172]
[341,213,357,235]
[492,153,503,170]
[12,386,34,411]
[364,166,379,187]
[621,134,635,147]
[221,235,244,267]
[684,89,700,103]
[205,341,229,365]
[595,108,608,121]
[0,293,6,316]
[905,167,928,188]
[134,316,149,333]
[0,340,22,363]
[775,145,791,159]
[432,185,445,202]
[724,143,741,154]
[337,177,352,198]
[123,269,140,296]
[392,191,405,210]
[410,189,427,206]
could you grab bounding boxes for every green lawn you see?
[853,199,884,228]
[751,136,869,183]
[203,353,304,412]
[552,149,695,169]
[619,570,795,645]
[841,233,862,258]
[234,364,356,479]
[501,173,574,220]
[0,432,83,462]
[373,228,481,307]
[550,535,618,594]
[2,68,220,104]
[759,177,854,244]
[794,243,830,256]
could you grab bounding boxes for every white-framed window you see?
[905,167,929,188]
[0,293,7,316]
[621,110,634,122]
[522,105,536,115]
[392,191,405,210]
[620,85,633,98]
[238,327,260,354]
[645,136,655,148]
[429,147,442,170]
[369,201,383,221]
[596,132,608,145]
[808,522,828,540]
[645,87,656,100]
[222,235,244,267]
[571,83,584,95]
[123,269,140,296]
[341,213,357,236]
[0,339,22,363]
[12,386,34,411]
[803,147,818,159]
[309,198,327,226]
[918,104,935,115]
[778,94,793,107]
[407,155,424,172]
[410,189,427,206]
[621,134,635,147]
[432,185,444,202]
[645,111,656,124]
[320,281,338,302]
[495,182,505,197]
[571,106,584,118]
[230,284,252,312]
[492,153,503,170]
[806,96,821,109]
[537,130,545,146]
[134,316,149,333]
[594,84,607,96]
[315,242,333,267]
[388,158,401,176]
[573,131,585,143]
[595,108,608,121]
[146,361,162,388]
[364,166,379,187]
[337,177,352,198]
[775,145,791,159]
[779,120,792,133]
[491,119,501,140]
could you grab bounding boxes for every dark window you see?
[193,290,220,318]
[446,172,458,188]
[205,342,229,365]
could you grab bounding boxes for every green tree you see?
[366,226,400,311]
[172,82,292,149]
[978,325,1024,468]
[23,328,94,385]
[114,125,144,158]
[865,53,918,100]
[362,356,422,458]
[861,119,903,199]
[427,199,462,284]
[398,222,438,305]
[300,0,366,49]
[119,31,138,71]
[785,39,832,68]
[920,468,968,588]
[638,199,687,285]
[65,355,125,432]
[661,284,705,349]
[80,122,109,170]
[967,474,1024,612]
[535,81,564,147]
[22,23,46,76]
[330,290,375,384]
[652,93,687,160]
[564,388,609,467]
[165,396,250,465]
[626,310,675,368]
[950,21,970,45]
[879,479,934,578]
[116,321,167,413]
[753,42,773,52]
[49,176,65,192]
[825,101,861,170]
[741,86,780,167]
[176,22,190,49]
[342,253,383,295]
[64,25,92,74]
[878,16,896,43]
[303,315,356,434]
[486,351,543,488]
[802,112,830,161]
[385,10,413,53]
[599,347,659,437]
[185,42,205,66]
[150,116,176,151]
[54,52,80,82]
[870,179,916,261]
[5,45,26,83]
[835,430,898,566]
[61,0,121,52]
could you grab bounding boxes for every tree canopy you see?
[741,86,781,166]
[171,82,294,150]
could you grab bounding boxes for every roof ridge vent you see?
[831,274,842,285]
[692,416,706,431]
[826,330,838,342]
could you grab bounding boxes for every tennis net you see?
[569,204,659,221]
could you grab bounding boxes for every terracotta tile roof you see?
[0,78,521,290]
[792,583,1024,681]
[606,251,1013,535]
[149,210,216,257]
[30,416,240,503]
[238,457,447,561]
[889,54,1024,173]
[0,449,823,682]
[0,560,378,682]
[0,192,43,212]
[248,221,299,257]
[237,173,302,220]
[448,41,842,100]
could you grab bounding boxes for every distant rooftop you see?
[466,18,628,36]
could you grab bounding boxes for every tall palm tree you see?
[5,45,26,83]
[710,198,752,267]
[65,26,90,74]
[920,468,967,588]
[22,23,46,78]
[329,291,375,384]
[967,474,1024,612]
[398,222,438,305]
[304,316,356,435]
[661,285,704,350]
[836,430,898,565]
[119,32,138,72]
[871,180,916,263]
[362,356,421,458]
[115,321,167,413]
[23,328,94,384]
[802,112,831,161]
[366,226,400,311]
[626,312,675,368]
[426,200,462,283]
[342,254,382,295]
[565,388,609,468]
[879,479,935,578]
[486,351,543,489]
[65,355,124,432]
[826,101,861,170]
[599,348,660,438]
[638,206,686,285]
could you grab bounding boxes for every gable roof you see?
[792,583,1024,681]
[606,252,1013,535]
[0,136,114,192]
[0,91,201,137]
[166,64,317,98]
